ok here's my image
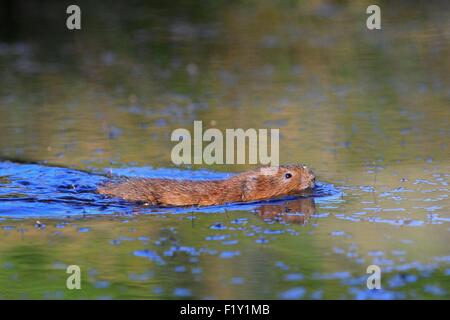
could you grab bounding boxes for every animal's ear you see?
[241,176,258,201]
[259,166,279,176]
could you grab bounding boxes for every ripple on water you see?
[43,291,64,299]
[173,288,192,297]
[230,277,245,285]
[209,223,227,230]
[52,262,67,270]
[391,250,406,256]
[191,267,202,274]
[129,271,154,281]
[349,287,405,300]
[330,230,347,237]
[164,246,200,257]
[174,266,187,273]
[368,251,384,257]
[275,261,289,271]
[388,274,417,288]
[94,280,110,289]
[205,234,229,241]
[153,287,164,295]
[284,273,304,281]
[231,218,248,225]
[310,290,323,299]
[222,239,238,245]
[313,271,351,280]
[219,251,240,259]
[263,229,284,235]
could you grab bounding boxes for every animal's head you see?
[241,164,316,201]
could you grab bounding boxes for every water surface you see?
[0,1,448,299]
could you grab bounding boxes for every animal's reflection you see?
[129,196,316,225]
[254,197,316,225]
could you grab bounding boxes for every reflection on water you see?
[0,1,449,299]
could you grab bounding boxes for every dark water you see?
[0,1,449,299]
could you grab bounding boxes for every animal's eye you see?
[285,173,292,179]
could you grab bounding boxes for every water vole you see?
[98,164,316,207]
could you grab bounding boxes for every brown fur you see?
[97,164,315,207]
